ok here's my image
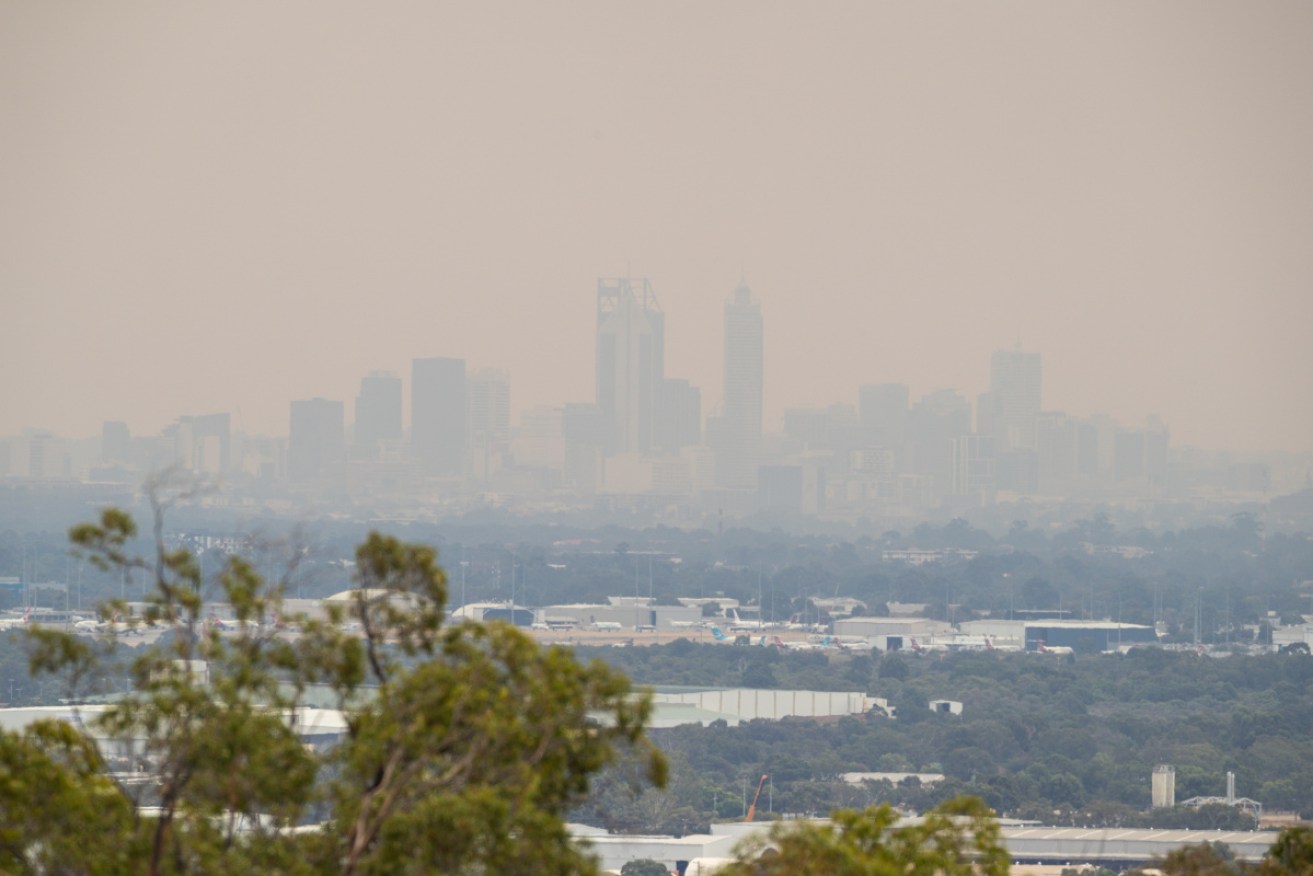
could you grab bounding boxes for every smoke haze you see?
[3,2,1311,453]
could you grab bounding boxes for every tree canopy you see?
[2,502,664,875]
[719,796,1009,876]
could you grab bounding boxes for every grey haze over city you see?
[11,8,1313,870]
[4,2,1313,488]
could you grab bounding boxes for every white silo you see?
[1152,765,1176,808]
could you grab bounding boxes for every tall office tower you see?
[717,280,763,488]
[412,357,467,475]
[985,349,1042,451]
[858,383,909,450]
[288,398,344,482]
[654,378,701,453]
[595,278,664,455]
[354,371,403,460]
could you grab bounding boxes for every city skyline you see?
[0,290,1288,459]
[4,4,1312,454]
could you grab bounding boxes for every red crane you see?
[745,773,769,822]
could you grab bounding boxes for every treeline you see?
[6,507,1312,665]
[9,511,1312,644]
[571,643,1313,834]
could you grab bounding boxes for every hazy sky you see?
[4,2,1311,453]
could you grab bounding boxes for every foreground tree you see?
[719,796,1010,876]
[5,496,663,875]
[1257,827,1313,876]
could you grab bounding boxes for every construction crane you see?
[745,773,769,822]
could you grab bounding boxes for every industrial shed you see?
[832,617,951,640]
[1001,827,1277,865]
[646,686,874,727]
[1023,621,1157,653]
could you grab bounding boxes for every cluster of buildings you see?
[1,277,1281,521]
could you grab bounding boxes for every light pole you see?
[459,556,468,619]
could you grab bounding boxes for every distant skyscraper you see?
[717,280,763,488]
[354,371,403,460]
[986,349,1042,451]
[288,398,344,482]
[595,278,664,454]
[412,357,467,475]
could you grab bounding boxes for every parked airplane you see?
[773,635,818,651]
[710,625,730,642]
[984,636,1022,653]
[0,607,32,630]
[1036,641,1074,656]
[206,612,234,632]
[73,611,141,636]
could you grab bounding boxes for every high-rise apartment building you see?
[354,371,403,460]
[595,278,664,455]
[288,398,344,482]
[716,280,763,488]
[412,357,467,475]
